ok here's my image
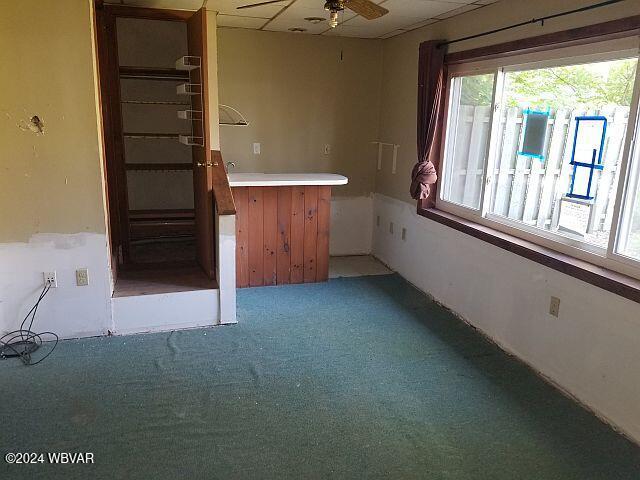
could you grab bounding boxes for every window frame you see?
[436,36,640,281]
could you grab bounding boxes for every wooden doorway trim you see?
[187,8,216,278]
[94,3,130,269]
[94,3,217,277]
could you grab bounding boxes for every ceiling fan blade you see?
[236,0,287,10]
[344,0,388,20]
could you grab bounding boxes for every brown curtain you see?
[410,40,446,202]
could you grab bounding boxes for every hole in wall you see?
[19,115,45,135]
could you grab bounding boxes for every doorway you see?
[95,5,217,294]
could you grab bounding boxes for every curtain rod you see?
[437,0,626,48]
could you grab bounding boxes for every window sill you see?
[417,206,640,304]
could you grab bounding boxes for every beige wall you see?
[216,28,383,197]
[376,0,639,204]
[0,0,106,242]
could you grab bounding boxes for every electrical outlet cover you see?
[43,271,57,288]
[76,268,89,286]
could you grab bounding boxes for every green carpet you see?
[1,274,638,479]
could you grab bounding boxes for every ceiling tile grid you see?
[107,0,499,39]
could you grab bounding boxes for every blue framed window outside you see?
[567,116,607,200]
[518,108,550,161]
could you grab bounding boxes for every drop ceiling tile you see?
[434,3,479,19]
[217,14,269,27]
[322,24,378,38]
[290,0,328,8]
[122,0,205,8]
[263,16,331,34]
[207,0,287,17]
[379,29,406,39]
[404,18,439,29]
[374,0,463,19]
[269,1,334,29]
[434,0,475,4]
[346,13,420,32]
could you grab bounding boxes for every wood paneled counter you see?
[229,174,348,288]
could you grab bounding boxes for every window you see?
[617,127,640,261]
[441,74,494,210]
[439,39,640,278]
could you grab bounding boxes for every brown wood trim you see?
[211,150,236,216]
[417,207,640,304]
[103,4,195,21]
[445,15,640,65]
[119,66,190,81]
[125,163,193,171]
[101,8,131,264]
[94,4,120,277]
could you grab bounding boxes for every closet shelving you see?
[125,163,193,171]
[175,55,204,146]
[119,56,203,151]
[119,66,190,81]
[119,56,203,256]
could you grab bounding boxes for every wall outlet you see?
[253,142,261,155]
[76,268,89,286]
[401,227,407,241]
[324,144,331,155]
[43,271,57,288]
[389,222,394,234]
[549,296,560,317]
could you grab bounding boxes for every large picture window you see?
[439,39,640,277]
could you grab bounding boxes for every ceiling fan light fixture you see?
[328,11,339,28]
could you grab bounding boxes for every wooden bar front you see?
[233,185,331,287]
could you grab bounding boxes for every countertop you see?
[228,173,348,187]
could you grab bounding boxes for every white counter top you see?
[228,173,348,187]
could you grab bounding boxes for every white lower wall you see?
[330,195,373,256]
[372,193,640,444]
[111,289,219,335]
[217,212,237,325]
[0,233,113,340]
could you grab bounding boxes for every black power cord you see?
[0,285,59,366]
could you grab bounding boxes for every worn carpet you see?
[1,274,639,479]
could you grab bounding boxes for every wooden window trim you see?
[445,15,640,66]
[417,206,640,304]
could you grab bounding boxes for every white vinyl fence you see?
[445,105,630,239]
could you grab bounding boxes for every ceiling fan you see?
[237,0,389,28]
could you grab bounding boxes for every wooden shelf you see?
[125,163,193,171]
[119,66,190,81]
[121,100,190,105]
[129,209,194,219]
[123,132,181,139]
